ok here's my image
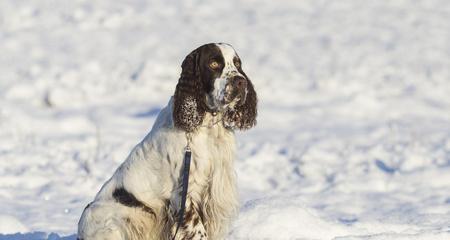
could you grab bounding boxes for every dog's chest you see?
[189,125,236,195]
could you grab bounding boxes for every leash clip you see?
[185,132,192,151]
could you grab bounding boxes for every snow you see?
[0,215,28,235]
[1,0,450,239]
[230,196,354,239]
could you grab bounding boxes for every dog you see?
[77,43,257,240]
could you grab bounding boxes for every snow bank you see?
[230,196,353,239]
[0,215,28,234]
[230,195,450,240]
[0,232,76,240]
[335,232,450,240]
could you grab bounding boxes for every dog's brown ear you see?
[173,49,206,132]
[224,78,258,130]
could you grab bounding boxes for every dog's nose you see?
[232,76,247,90]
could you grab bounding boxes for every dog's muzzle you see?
[224,75,248,106]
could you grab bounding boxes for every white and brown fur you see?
[77,43,257,240]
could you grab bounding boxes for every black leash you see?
[171,115,221,239]
[172,144,192,240]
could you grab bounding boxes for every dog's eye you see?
[234,59,241,68]
[209,61,220,69]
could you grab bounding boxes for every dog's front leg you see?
[170,199,208,240]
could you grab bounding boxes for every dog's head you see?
[173,43,257,132]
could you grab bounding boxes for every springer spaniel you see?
[78,43,257,240]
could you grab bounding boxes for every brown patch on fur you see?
[184,207,194,224]
[193,216,199,226]
[223,76,257,130]
[167,153,171,164]
[173,48,207,132]
[112,187,156,218]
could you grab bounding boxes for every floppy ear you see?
[173,49,207,132]
[224,78,258,130]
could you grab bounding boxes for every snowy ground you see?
[1,0,450,239]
